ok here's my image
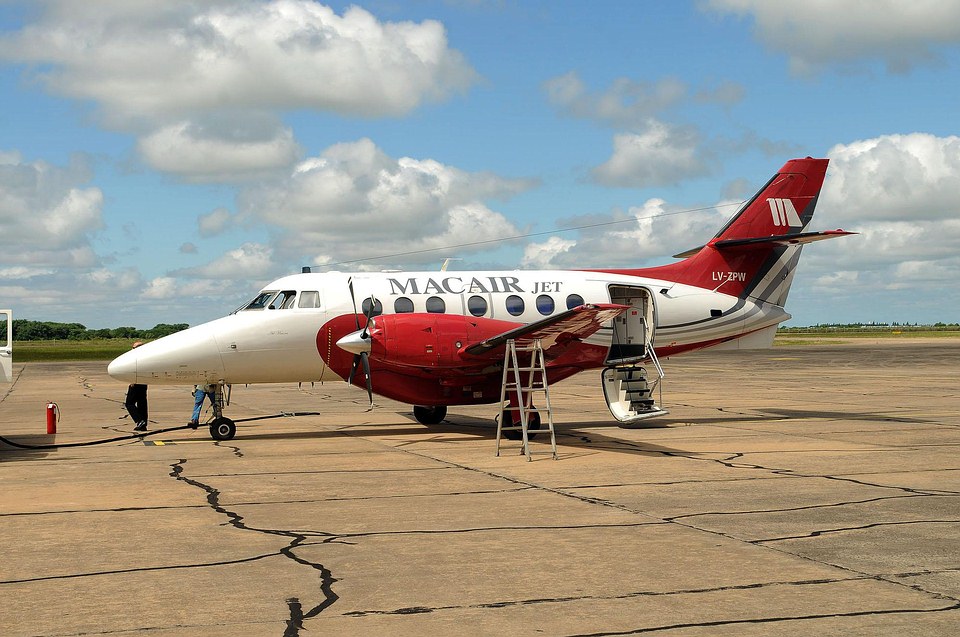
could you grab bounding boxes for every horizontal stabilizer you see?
[674,229,855,258]
[713,229,856,250]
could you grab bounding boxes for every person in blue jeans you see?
[189,383,217,426]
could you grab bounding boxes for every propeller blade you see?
[347,277,360,330]
[347,353,360,384]
[361,295,376,338]
[343,286,374,405]
[360,351,372,405]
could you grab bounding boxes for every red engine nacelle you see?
[368,313,518,368]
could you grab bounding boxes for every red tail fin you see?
[632,157,830,302]
[711,157,828,242]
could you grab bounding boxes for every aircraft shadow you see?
[217,412,688,458]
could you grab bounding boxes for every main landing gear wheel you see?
[209,417,236,441]
[413,405,447,425]
[501,410,541,441]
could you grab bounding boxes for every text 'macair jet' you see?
[109,157,853,442]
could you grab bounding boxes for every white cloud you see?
[820,133,960,223]
[521,237,576,269]
[704,0,960,73]
[0,264,145,325]
[810,270,860,295]
[784,132,960,316]
[0,1,476,121]
[138,120,302,181]
[0,1,476,181]
[241,138,534,266]
[591,121,708,187]
[545,71,690,129]
[0,152,104,266]
[198,207,235,238]
[142,277,179,300]
[177,242,279,280]
[516,197,732,270]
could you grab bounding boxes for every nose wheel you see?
[209,417,236,441]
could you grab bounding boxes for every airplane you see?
[108,157,853,442]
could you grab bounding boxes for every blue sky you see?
[1,0,959,328]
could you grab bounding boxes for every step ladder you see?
[495,339,557,461]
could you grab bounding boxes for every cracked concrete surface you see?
[1,340,958,635]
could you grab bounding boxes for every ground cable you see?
[0,411,323,450]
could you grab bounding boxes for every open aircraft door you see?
[601,287,667,423]
[605,285,655,365]
[1,309,11,383]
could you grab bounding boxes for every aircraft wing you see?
[462,303,629,357]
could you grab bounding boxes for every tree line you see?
[778,322,959,332]
[12,320,189,341]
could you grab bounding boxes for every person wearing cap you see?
[124,340,149,432]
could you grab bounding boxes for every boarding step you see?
[601,364,668,425]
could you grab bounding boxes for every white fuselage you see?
[108,269,788,386]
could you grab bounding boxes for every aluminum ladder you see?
[495,338,557,461]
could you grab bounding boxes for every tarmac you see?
[1,340,958,636]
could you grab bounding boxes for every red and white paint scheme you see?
[109,157,853,440]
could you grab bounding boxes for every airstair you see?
[602,290,669,423]
[601,345,668,423]
[495,339,557,461]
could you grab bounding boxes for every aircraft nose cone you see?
[108,350,139,383]
[336,330,371,355]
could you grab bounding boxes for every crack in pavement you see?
[563,601,960,636]
[1,552,278,584]
[341,576,960,635]
[526,430,960,616]
[168,458,339,635]
[343,575,870,616]
[665,493,954,521]
[0,485,537,519]
[754,518,960,543]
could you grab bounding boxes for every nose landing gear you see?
[207,382,236,441]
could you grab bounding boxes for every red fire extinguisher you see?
[46,402,59,434]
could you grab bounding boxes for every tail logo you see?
[767,198,802,228]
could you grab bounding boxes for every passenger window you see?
[505,295,524,316]
[244,291,278,310]
[467,295,487,317]
[298,291,320,309]
[361,297,383,317]
[566,293,584,310]
[425,296,446,313]
[394,297,414,313]
[536,295,555,315]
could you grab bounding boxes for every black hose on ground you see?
[0,411,322,450]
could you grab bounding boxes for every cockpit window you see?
[244,291,278,310]
[298,291,320,309]
[272,290,297,309]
